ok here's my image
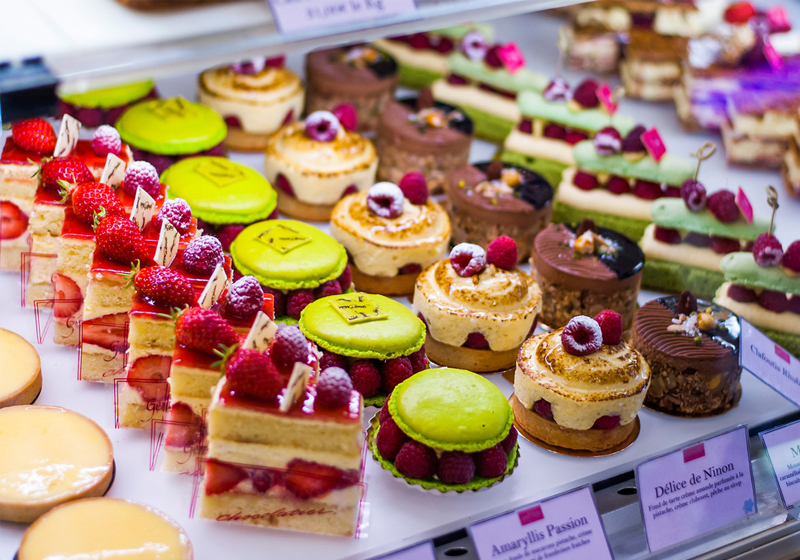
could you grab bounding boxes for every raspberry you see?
[593,415,621,430]
[753,233,783,266]
[680,179,707,211]
[449,243,486,277]
[251,469,274,493]
[225,276,264,320]
[727,284,757,303]
[215,224,245,252]
[437,452,476,484]
[633,180,663,200]
[379,399,391,424]
[315,367,353,408]
[286,289,314,319]
[561,315,603,356]
[381,356,414,393]
[409,347,428,373]
[572,79,599,108]
[573,172,598,191]
[276,174,295,197]
[473,444,507,479]
[486,236,517,270]
[183,236,224,276]
[710,236,741,255]
[707,190,740,223]
[543,123,566,140]
[593,127,622,155]
[518,119,533,134]
[91,125,122,157]
[622,125,647,153]
[304,111,340,142]
[433,36,455,54]
[367,182,404,219]
[564,131,588,145]
[376,418,410,461]
[270,325,310,370]
[500,426,518,454]
[685,233,712,247]
[543,78,572,102]
[782,241,800,273]
[407,32,430,50]
[320,351,348,372]
[226,349,284,401]
[399,263,422,275]
[534,399,553,419]
[758,290,789,313]
[123,161,161,198]
[332,103,357,132]
[788,296,800,315]
[315,280,342,299]
[153,198,192,235]
[483,45,503,68]
[654,227,681,244]
[338,265,353,290]
[394,441,437,479]
[594,310,622,345]
[398,172,428,205]
[263,287,286,317]
[606,176,630,194]
[349,360,381,398]
[465,332,490,349]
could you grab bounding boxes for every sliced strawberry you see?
[164,402,202,449]
[283,459,341,499]
[82,313,129,353]
[204,459,248,495]
[0,201,28,240]
[51,273,82,318]
[127,354,172,403]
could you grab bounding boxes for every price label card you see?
[267,0,417,34]
[370,541,435,560]
[760,419,800,507]
[740,318,800,407]
[636,426,756,553]
[469,486,612,560]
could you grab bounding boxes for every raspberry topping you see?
[409,347,428,373]
[483,45,503,68]
[315,280,342,299]
[225,276,264,320]
[379,399,391,424]
[449,243,487,277]
[593,127,622,155]
[176,308,239,355]
[474,444,507,479]
[572,79,599,108]
[276,174,295,197]
[215,224,245,252]
[366,182,404,219]
[338,265,353,290]
[226,349,285,401]
[381,356,414,393]
[398,172,428,205]
[654,227,681,244]
[92,125,122,157]
[573,172,598,191]
[727,284,757,303]
[519,119,533,134]
[286,289,314,320]
[123,161,161,198]
[376,418,410,461]
[593,415,621,430]
[465,332,490,349]
[594,310,622,345]
[461,31,488,61]
[758,289,789,313]
[543,78,572,102]
[606,176,630,194]
[632,180,663,200]
[707,190,740,223]
[153,198,192,235]
[564,131,588,145]
[319,351,347,372]
[500,426,518,454]
[349,360,381,398]
[534,399,553,419]
[394,441,437,479]
[399,263,422,275]
[263,287,286,317]
[304,111,340,142]
[270,325,310,371]
[183,236,224,276]
[622,125,647,153]
[561,315,603,356]
[486,236,518,270]
[544,123,566,139]
[788,296,800,315]
[710,236,741,255]
[753,233,783,266]
[782,241,800,273]
[332,103,358,132]
[315,367,353,408]
[437,452,476,484]
[680,179,707,211]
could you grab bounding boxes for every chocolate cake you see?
[631,290,742,416]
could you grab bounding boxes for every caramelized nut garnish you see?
[697,313,717,331]
[501,168,522,187]
[574,231,595,255]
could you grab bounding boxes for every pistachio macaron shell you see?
[517,90,635,135]
[116,98,227,155]
[161,157,277,225]
[651,199,770,240]
[447,53,548,94]
[59,80,155,109]
[230,219,347,291]
[720,252,800,296]
[389,368,513,453]
[573,140,695,186]
[299,294,425,360]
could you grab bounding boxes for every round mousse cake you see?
[447,161,554,262]
[18,498,192,560]
[372,368,518,492]
[0,328,42,408]
[299,293,427,407]
[532,219,644,330]
[198,57,305,152]
[412,238,541,373]
[375,93,473,193]
[116,97,227,174]
[632,291,742,416]
[0,406,114,522]
[513,312,650,452]
[58,79,157,127]
[330,179,451,296]
[229,219,349,322]
[305,45,398,134]
[265,113,378,222]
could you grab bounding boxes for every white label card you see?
[100,154,127,189]
[760,419,800,507]
[267,0,417,34]
[243,312,278,352]
[280,362,312,413]
[130,187,156,232]
[154,219,180,268]
[636,426,756,552]
[53,115,81,158]
[198,263,228,309]
[469,486,613,560]
[372,542,436,560]
[740,318,800,407]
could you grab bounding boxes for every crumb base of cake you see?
[552,200,650,242]
[222,126,271,152]
[425,334,519,374]
[642,258,725,302]
[350,266,418,296]
[275,189,337,223]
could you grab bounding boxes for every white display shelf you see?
[2,7,800,560]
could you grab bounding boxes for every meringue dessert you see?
[330,177,451,295]
[513,311,650,452]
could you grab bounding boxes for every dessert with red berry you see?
[330,177,451,296]
[264,107,377,222]
[532,218,644,330]
[446,161,553,262]
[58,80,157,127]
[198,56,304,152]
[374,91,473,193]
[299,293,427,407]
[412,237,541,373]
[371,367,518,492]
[431,40,547,143]
[554,128,695,240]
[514,311,650,452]
[304,44,398,134]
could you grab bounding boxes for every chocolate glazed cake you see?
[531,219,643,330]
[447,161,553,262]
[631,290,742,417]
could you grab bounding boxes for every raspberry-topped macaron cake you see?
[299,293,427,407]
[514,311,650,452]
[265,106,378,222]
[532,218,644,330]
[58,79,157,127]
[330,176,451,296]
[371,367,518,492]
[633,291,741,416]
[447,160,554,262]
[413,237,541,373]
[198,55,305,152]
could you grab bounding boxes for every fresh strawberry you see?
[176,308,239,355]
[0,201,28,240]
[126,355,172,403]
[39,157,94,193]
[283,459,341,499]
[204,459,248,495]
[134,266,195,308]
[51,273,82,318]
[70,182,125,225]
[96,215,147,265]
[12,118,56,154]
